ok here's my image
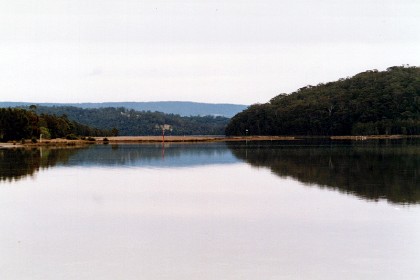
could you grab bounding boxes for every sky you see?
[0,0,419,105]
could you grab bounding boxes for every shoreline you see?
[0,136,295,148]
[0,134,417,149]
[95,135,296,143]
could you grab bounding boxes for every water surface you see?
[1,140,419,279]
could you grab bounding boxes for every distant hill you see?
[226,66,420,136]
[25,106,230,136]
[0,101,247,118]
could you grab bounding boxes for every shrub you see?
[66,134,78,140]
[40,127,51,139]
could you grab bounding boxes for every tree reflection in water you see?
[227,139,420,205]
[0,143,235,182]
[0,147,82,182]
[1,140,419,205]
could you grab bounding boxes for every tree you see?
[226,66,420,136]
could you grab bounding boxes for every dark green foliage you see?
[65,134,79,140]
[226,66,420,136]
[111,128,119,136]
[30,106,229,136]
[0,108,110,141]
[0,108,38,141]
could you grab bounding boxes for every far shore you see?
[94,135,296,143]
[0,135,294,148]
[0,134,417,149]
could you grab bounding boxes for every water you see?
[1,140,419,279]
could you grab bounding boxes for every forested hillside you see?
[0,108,111,141]
[31,106,229,136]
[226,66,420,136]
[0,101,247,118]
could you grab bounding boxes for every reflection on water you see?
[1,140,420,280]
[228,139,420,204]
[0,143,236,182]
[0,148,81,182]
[1,140,419,204]
[67,143,236,167]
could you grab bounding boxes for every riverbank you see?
[0,136,294,148]
[1,134,417,148]
[0,138,94,149]
[95,135,296,143]
[95,134,417,143]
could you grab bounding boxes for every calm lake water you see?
[1,139,419,280]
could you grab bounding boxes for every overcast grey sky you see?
[1,0,419,104]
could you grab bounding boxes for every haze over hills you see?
[0,101,247,118]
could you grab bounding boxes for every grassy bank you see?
[1,134,417,149]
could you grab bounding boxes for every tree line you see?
[30,106,230,136]
[226,66,420,136]
[0,107,114,142]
